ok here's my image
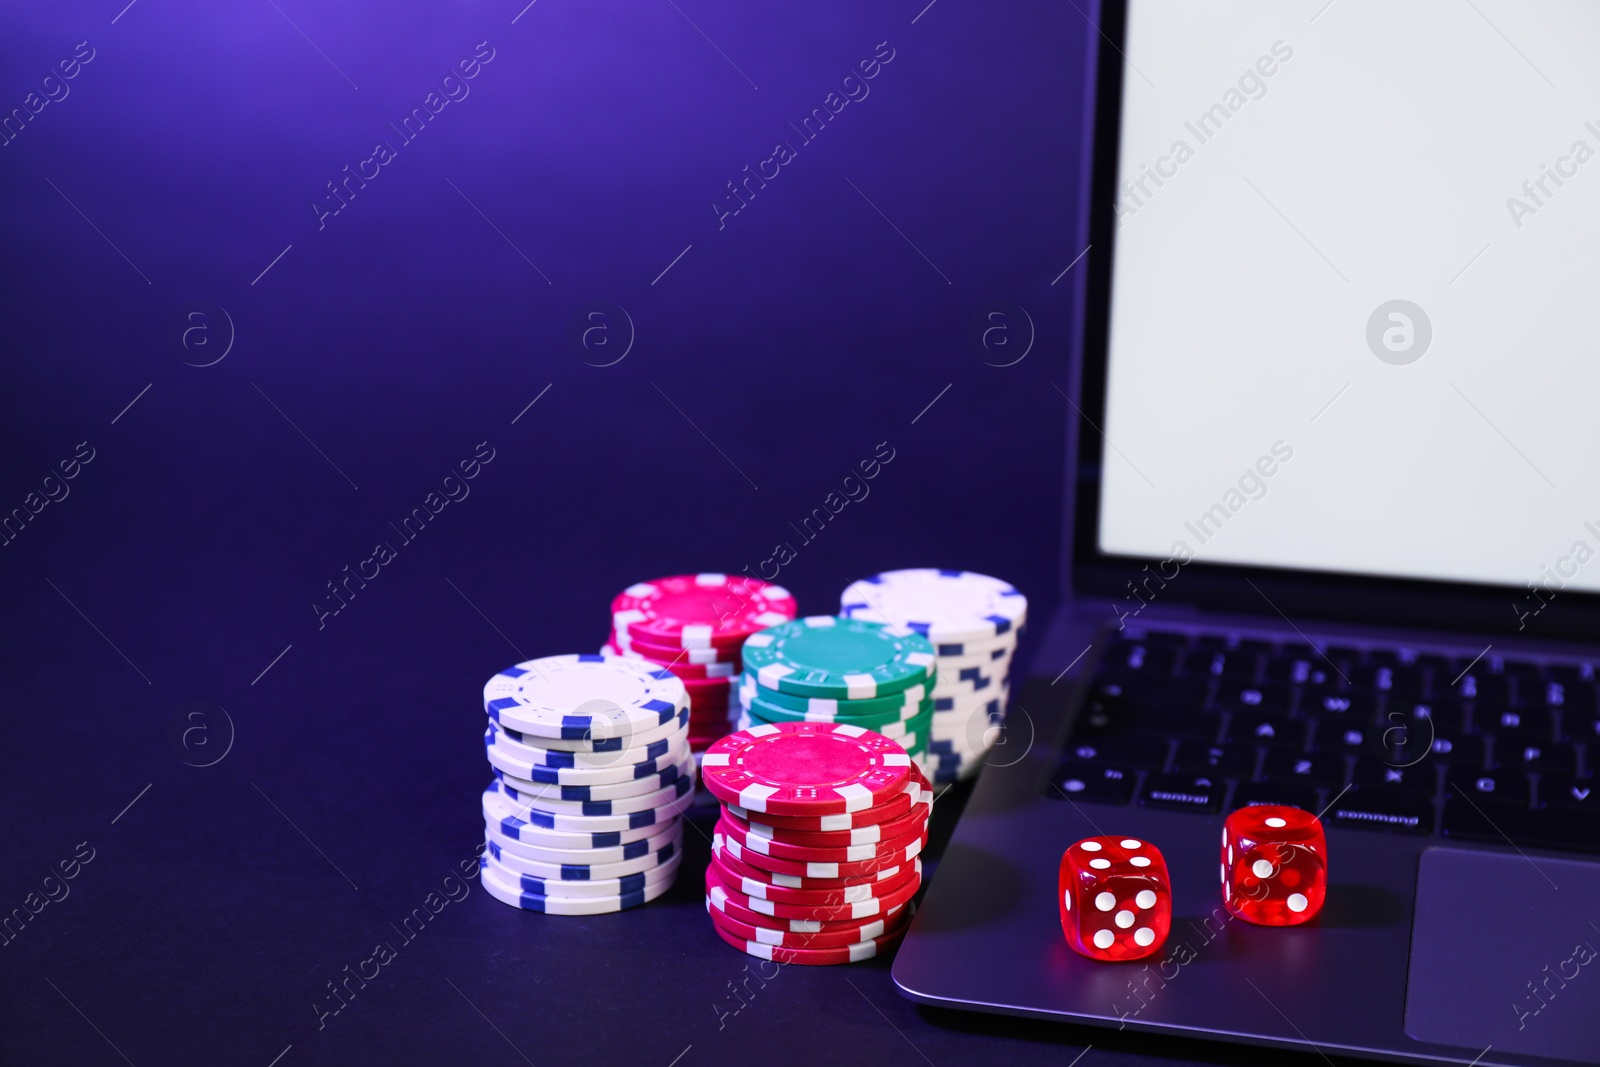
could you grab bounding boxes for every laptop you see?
[893,3,1600,1064]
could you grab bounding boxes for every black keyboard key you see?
[1051,763,1135,805]
[1179,649,1258,681]
[1261,750,1346,788]
[1101,640,1177,677]
[1324,645,1363,668]
[1543,680,1597,716]
[1092,677,1208,706]
[1441,797,1600,853]
[1481,706,1554,742]
[1225,714,1306,749]
[1316,720,1374,755]
[1212,682,1291,716]
[1446,767,1531,807]
[1121,626,1188,646]
[1307,692,1374,720]
[1454,671,1511,704]
[1388,698,1466,734]
[1540,776,1599,812]
[1064,735,1168,769]
[1140,708,1224,742]
[1494,740,1577,775]
[1264,657,1337,689]
[1546,663,1597,686]
[1326,789,1434,834]
[1139,773,1225,813]
[1232,781,1319,813]
[1353,664,1425,698]
[1353,758,1437,796]
[1370,713,1471,767]
[1173,741,1255,777]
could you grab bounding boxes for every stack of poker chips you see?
[700,722,933,964]
[839,570,1027,783]
[478,654,695,915]
[607,574,797,753]
[735,616,938,777]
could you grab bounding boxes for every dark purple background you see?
[1,4,1329,1065]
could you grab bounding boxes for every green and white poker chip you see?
[742,616,935,700]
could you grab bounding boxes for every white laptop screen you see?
[1096,0,1600,601]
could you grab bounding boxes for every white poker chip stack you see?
[478,653,694,914]
[839,570,1027,783]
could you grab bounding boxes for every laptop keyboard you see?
[1048,625,1600,855]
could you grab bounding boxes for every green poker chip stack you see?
[735,616,937,774]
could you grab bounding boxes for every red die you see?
[1058,836,1171,961]
[1221,804,1327,926]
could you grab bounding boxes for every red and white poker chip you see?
[725,769,927,832]
[706,896,913,949]
[705,862,920,922]
[706,902,908,963]
[611,574,796,650]
[700,722,913,816]
[715,813,925,865]
[726,796,930,850]
[713,838,920,890]
[708,852,920,906]
[714,828,924,880]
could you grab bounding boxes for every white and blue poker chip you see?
[493,752,692,804]
[839,569,1027,644]
[483,654,687,740]
[486,829,681,881]
[483,778,695,835]
[478,855,677,914]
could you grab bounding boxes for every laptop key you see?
[1481,706,1554,742]
[1212,682,1291,716]
[1352,757,1437,795]
[1445,767,1531,807]
[1139,708,1224,742]
[1454,671,1511,704]
[1232,781,1319,813]
[1139,773,1225,814]
[1224,713,1306,749]
[1179,649,1258,681]
[1540,776,1599,812]
[1260,750,1346,787]
[1101,640,1177,677]
[1493,740,1577,775]
[1441,797,1600,853]
[1050,763,1135,805]
[1313,720,1374,755]
[1306,692,1374,721]
[1263,657,1336,689]
[1172,740,1255,777]
[1063,735,1168,769]
[1352,664,1425,699]
[1325,789,1434,834]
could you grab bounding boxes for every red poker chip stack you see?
[698,721,932,965]
[607,574,797,752]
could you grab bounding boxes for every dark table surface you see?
[2,1,1368,1063]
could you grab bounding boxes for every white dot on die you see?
[1120,839,1142,849]
[1224,881,1231,901]
[1265,817,1287,828]
[1222,828,1228,847]
[1135,890,1157,909]
[1093,929,1115,949]
[1080,841,1103,852]
[1063,891,1071,911]
[1227,845,1234,864]
[1095,892,1116,912]
[1252,860,1275,879]
[1287,893,1309,913]
[1089,858,1111,869]
[1115,910,1135,929]
[1134,927,1155,946]
[1129,856,1151,867]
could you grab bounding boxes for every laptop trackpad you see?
[1406,847,1600,1063]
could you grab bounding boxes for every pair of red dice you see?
[1058,804,1327,962]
